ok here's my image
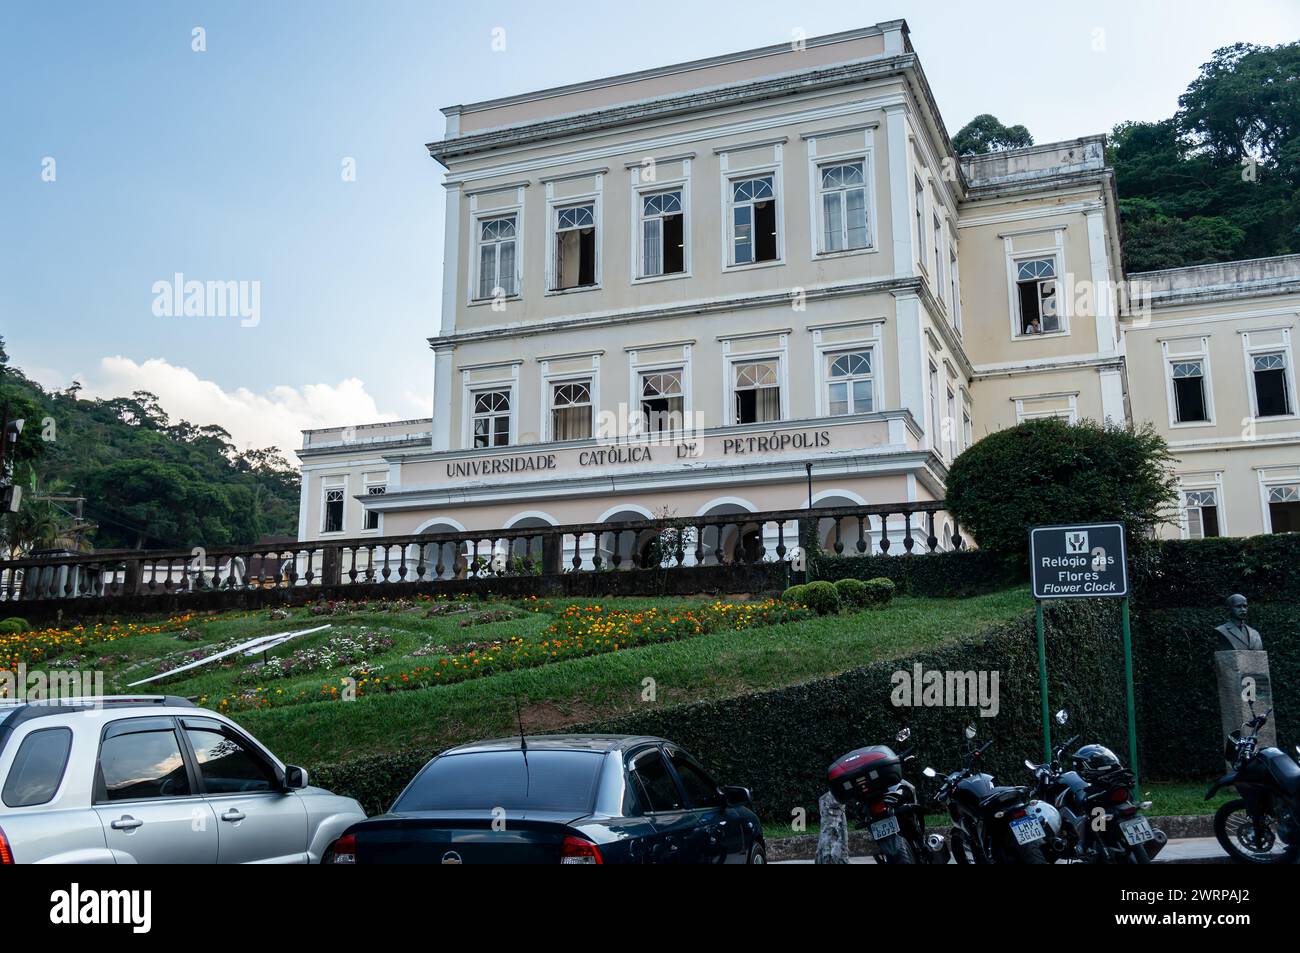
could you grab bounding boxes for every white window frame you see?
[721,334,789,426]
[627,346,693,436]
[1258,466,1300,534]
[823,349,876,417]
[544,179,603,295]
[631,168,691,283]
[720,152,784,270]
[1004,230,1068,339]
[913,175,927,273]
[949,242,962,331]
[932,211,944,292]
[1162,337,1216,428]
[540,355,601,443]
[1242,328,1298,422]
[460,364,520,451]
[1014,393,1079,424]
[469,386,514,450]
[362,473,386,533]
[809,150,875,258]
[1177,472,1225,539]
[320,477,347,536]
[465,187,525,308]
[811,323,884,419]
[946,380,958,460]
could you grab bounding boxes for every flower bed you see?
[0,615,196,673]
[236,630,395,684]
[211,599,813,712]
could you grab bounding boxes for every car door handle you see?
[220,809,246,823]
[110,816,143,831]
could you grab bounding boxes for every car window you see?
[98,729,191,801]
[2,727,72,807]
[630,749,682,813]
[185,726,279,794]
[668,749,723,808]
[394,750,603,814]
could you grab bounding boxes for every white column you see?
[1086,208,1119,356]
[884,104,915,279]
[893,291,926,436]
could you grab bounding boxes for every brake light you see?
[868,799,890,818]
[560,836,603,865]
[0,825,12,865]
[1008,808,1027,820]
[326,833,356,864]
[1109,788,1130,804]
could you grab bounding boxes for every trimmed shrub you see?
[781,584,808,605]
[1135,534,1300,608]
[800,580,841,616]
[810,549,1021,598]
[833,578,869,609]
[863,577,896,608]
[945,417,1177,566]
[0,618,31,635]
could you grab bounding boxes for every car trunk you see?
[353,812,588,864]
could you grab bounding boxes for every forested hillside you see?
[0,336,299,554]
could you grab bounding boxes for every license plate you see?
[870,816,900,840]
[1121,817,1155,845]
[1010,817,1045,845]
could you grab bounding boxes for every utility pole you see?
[1,404,25,513]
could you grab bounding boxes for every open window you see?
[363,476,386,531]
[1014,257,1059,335]
[551,379,593,440]
[640,369,684,432]
[322,483,344,534]
[1268,485,1300,533]
[640,190,684,277]
[553,204,597,290]
[1184,488,1220,539]
[1170,360,1209,423]
[1252,352,1293,418]
[729,175,777,265]
[733,360,780,424]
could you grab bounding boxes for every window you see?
[629,749,683,813]
[1269,485,1300,533]
[949,248,961,327]
[818,161,868,252]
[1252,352,1293,417]
[553,203,596,290]
[929,362,942,450]
[1171,360,1209,423]
[363,481,385,531]
[322,486,344,534]
[729,175,777,265]
[476,215,517,300]
[914,176,925,268]
[826,351,872,415]
[1184,489,1221,539]
[667,748,723,809]
[184,723,279,794]
[98,728,190,801]
[2,727,72,807]
[394,751,603,814]
[962,407,973,449]
[472,389,511,448]
[947,387,958,458]
[551,380,592,440]
[640,369,684,432]
[1015,258,1059,334]
[733,360,780,424]
[640,189,684,277]
[933,214,943,285]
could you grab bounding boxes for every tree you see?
[1178,43,1300,167]
[1118,197,1245,272]
[945,418,1179,568]
[952,114,1034,155]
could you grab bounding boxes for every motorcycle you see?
[1024,709,1167,863]
[827,728,950,864]
[1206,705,1300,864]
[923,724,1048,864]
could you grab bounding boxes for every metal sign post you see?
[1028,523,1137,788]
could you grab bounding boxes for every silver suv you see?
[0,696,365,863]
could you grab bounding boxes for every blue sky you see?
[3,0,1298,458]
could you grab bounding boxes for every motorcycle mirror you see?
[1054,709,1069,725]
[896,727,912,743]
[964,724,977,741]
[923,767,937,778]
[1024,759,1036,770]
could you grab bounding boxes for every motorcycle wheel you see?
[1214,799,1300,864]
[1125,843,1151,864]
[1006,836,1049,865]
[878,837,917,864]
[949,830,976,864]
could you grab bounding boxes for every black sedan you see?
[324,734,766,864]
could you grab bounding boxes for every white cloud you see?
[62,356,404,461]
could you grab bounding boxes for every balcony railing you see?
[0,501,962,612]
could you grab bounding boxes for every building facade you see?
[295,21,1299,553]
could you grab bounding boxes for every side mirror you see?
[722,785,751,807]
[1054,709,1069,726]
[922,767,937,778]
[284,764,309,790]
[896,727,912,744]
[964,724,977,741]
[1024,759,1036,770]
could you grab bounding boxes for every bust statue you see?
[1215,594,1264,652]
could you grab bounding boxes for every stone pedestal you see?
[1214,650,1275,762]
[815,791,849,864]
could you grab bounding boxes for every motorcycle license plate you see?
[1010,817,1045,845]
[1121,817,1155,845]
[870,816,900,840]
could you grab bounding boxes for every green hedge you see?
[1135,534,1300,608]
[810,548,1022,598]
[309,750,430,817]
